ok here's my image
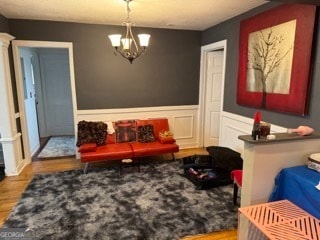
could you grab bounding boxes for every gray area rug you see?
[38,136,75,159]
[4,160,238,240]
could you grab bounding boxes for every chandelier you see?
[108,0,150,64]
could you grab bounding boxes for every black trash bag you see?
[0,165,5,181]
[206,146,243,172]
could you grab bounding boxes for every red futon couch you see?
[77,118,179,173]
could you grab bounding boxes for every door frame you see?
[198,40,227,147]
[12,40,78,164]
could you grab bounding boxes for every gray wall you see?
[0,14,9,32]
[5,4,320,129]
[0,14,19,113]
[202,3,320,130]
[8,20,201,109]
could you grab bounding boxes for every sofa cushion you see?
[130,141,179,158]
[136,118,169,140]
[76,120,108,147]
[115,120,137,143]
[78,143,97,153]
[81,143,133,162]
[106,133,116,144]
[137,124,155,143]
[158,136,176,144]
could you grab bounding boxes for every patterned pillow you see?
[76,121,108,147]
[138,124,155,143]
[158,130,175,144]
[115,120,137,143]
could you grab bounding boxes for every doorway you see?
[198,40,227,147]
[12,41,77,164]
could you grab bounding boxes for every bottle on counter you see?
[251,112,261,140]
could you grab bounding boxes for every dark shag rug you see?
[4,160,238,240]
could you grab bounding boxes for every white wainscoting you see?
[76,105,200,150]
[220,111,287,155]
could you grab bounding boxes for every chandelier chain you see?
[126,0,132,23]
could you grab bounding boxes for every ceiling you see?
[0,0,270,31]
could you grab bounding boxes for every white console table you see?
[238,132,320,240]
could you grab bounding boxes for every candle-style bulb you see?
[252,111,261,140]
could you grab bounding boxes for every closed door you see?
[39,50,74,136]
[203,51,223,147]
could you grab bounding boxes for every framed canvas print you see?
[237,4,316,115]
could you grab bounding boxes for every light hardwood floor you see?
[0,148,237,239]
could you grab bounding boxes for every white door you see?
[31,53,46,138]
[203,51,224,147]
[19,49,40,155]
[39,49,74,136]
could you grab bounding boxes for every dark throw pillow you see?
[138,124,155,143]
[76,121,108,147]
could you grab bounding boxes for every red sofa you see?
[78,118,179,173]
